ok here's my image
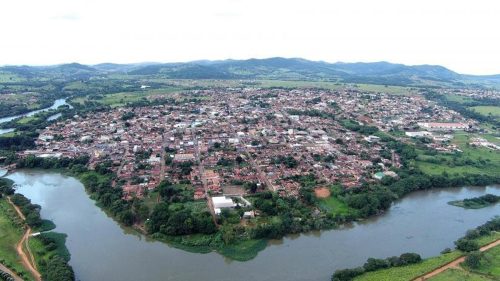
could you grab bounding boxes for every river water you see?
[0,98,71,126]
[5,170,500,281]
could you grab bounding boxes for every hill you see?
[2,58,500,87]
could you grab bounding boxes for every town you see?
[23,87,487,217]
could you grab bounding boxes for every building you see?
[417,122,468,131]
[212,196,236,215]
[173,153,195,162]
[405,131,432,138]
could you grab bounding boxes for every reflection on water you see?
[7,170,500,281]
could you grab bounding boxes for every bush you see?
[332,267,365,281]
[363,258,390,272]
[398,252,422,265]
[440,248,452,254]
[455,238,479,252]
[464,251,483,269]
[42,256,74,281]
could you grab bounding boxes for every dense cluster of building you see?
[27,87,476,203]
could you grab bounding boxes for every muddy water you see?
[6,170,500,281]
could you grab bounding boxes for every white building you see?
[212,196,236,215]
[417,122,468,131]
[405,131,432,138]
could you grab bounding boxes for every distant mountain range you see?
[1,57,500,88]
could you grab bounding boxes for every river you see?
[5,170,500,281]
[0,98,71,128]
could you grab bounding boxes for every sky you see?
[1,0,499,74]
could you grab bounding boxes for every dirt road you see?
[7,197,42,281]
[413,238,500,280]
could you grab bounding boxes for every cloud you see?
[50,12,81,21]
[0,0,499,74]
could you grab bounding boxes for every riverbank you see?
[7,166,269,262]
[0,174,73,281]
[76,170,269,261]
[0,99,70,126]
[0,199,32,280]
[415,238,500,280]
[7,196,41,281]
[7,169,500,281]
[7,164,500,264]
[352,233,500,281]
[333,217,500,281]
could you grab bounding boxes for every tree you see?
[147,203,169,233]
[464,251,482,269]
[363,258,389,272]
[25,212,42,228]
[398,253,421,265]
[119,210,134,226]
[455,238,479,252]
[42,256,75,281]
[220,224,235,244]
[332,267,364,281]
[244,182,258,193]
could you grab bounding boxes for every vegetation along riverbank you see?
[0,176,74,281]
[448,194,500,209]
[6,137,500,262]
[331,216,500,281]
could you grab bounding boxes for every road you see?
[193,133,218,226]
[413,238,500,280]
[7,197,42,281]
[159,134,167,181]
[245,149,276,192]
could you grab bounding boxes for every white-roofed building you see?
[212,196,236,215]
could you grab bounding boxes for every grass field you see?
[256,80,411,95]
[416,132,500,177]
[430,242,500,280]
[0,73,25,83]
[0,131,18,137]
[62,81,88,91]
[70,87,184,107]
[29,232,71,264]
[429,268,492,281]
[475,232,500,247]
[318,196,358,217]
[0,199,31,280]
[16,116,37,124]
[472,106,500,119]
[444,94,475,104]
[354,233,500,281]
[468,241,500,278]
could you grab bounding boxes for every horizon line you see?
[1,57,499,76]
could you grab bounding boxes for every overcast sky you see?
[1,0,499,74]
